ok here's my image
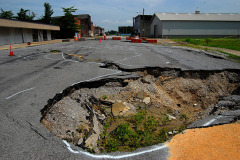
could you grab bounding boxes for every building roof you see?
[135,15,153,21]
[153,13,240,22]
[75,14,90,19]
[53,14,90,19]
[0,18,60,30]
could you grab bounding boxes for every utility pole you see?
[143,8,145,37]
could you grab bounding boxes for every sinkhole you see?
[41,67,240,153]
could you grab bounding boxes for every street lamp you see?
[137,8,145,37]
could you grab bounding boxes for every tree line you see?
[0,3,82,38]
[0,3,53,24]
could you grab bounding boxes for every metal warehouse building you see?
[0,18,60,45]
[150,11,240,38]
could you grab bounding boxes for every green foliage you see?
[16,8,35,21]
[178,125,186,132]
[161,116,171,125]
[102,95,108,100]
[100,110,169,152]
[167,108,173,114]
[39,2,54,24]
[180,114,188,121]
[181,38,240,51]
[60,6,81,38]
[185,38,191,43]
[158,128,168,142]
[216,50,240,63]
[0,8,14,19]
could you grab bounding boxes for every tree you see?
[39,2,54,24]
[16,8,35,21]
[61,7,81,38]
[0,8,14,19]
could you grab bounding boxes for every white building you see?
[0,18,60,45]
[150,11,240,38]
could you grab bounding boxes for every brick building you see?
[74,14,91,38]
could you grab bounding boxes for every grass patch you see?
[99,110,171,153]
[102,95,108,100]
[171,38,240,62]
[176,38,240,51]
[216,50,240,63]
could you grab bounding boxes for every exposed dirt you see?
[40,68,240,153]
[168,123,240,160]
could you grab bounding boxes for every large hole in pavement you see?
[40,67,240,153]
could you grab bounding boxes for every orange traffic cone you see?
[74,36,77,41]
[9,46,14,56]
[99,38,101,43]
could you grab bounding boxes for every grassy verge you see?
[216,50,240,63]
[175,38,240,51]
[172,38,240,63]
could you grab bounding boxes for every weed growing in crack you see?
[180,114,188,121]
[178,125,186,132]
[161,116,171,125]
[102,95,108,100]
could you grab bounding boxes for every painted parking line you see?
[116,53,142,63]
[63,140,167,159]
[5,87,36,100]
[203,116,222,126]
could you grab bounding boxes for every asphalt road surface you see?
[0,39,240,160]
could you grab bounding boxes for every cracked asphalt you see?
[0,39,240,160]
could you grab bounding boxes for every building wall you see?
[38,30,43,42]
[0,27,12,45]
[134,16,140,33]
[13,28,23,44]
[47,30,51,41]
[134,15,152,37]
[162,21,240,38]
[74,17,91,37]
[0,27,34,45]
[22,29,33,42]
[0,27,56,45]
[150,16,163,38]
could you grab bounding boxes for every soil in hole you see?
[41,70,240,153]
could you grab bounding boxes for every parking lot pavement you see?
[0,40,239,159]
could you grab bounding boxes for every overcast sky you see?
[1,0,240,31]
